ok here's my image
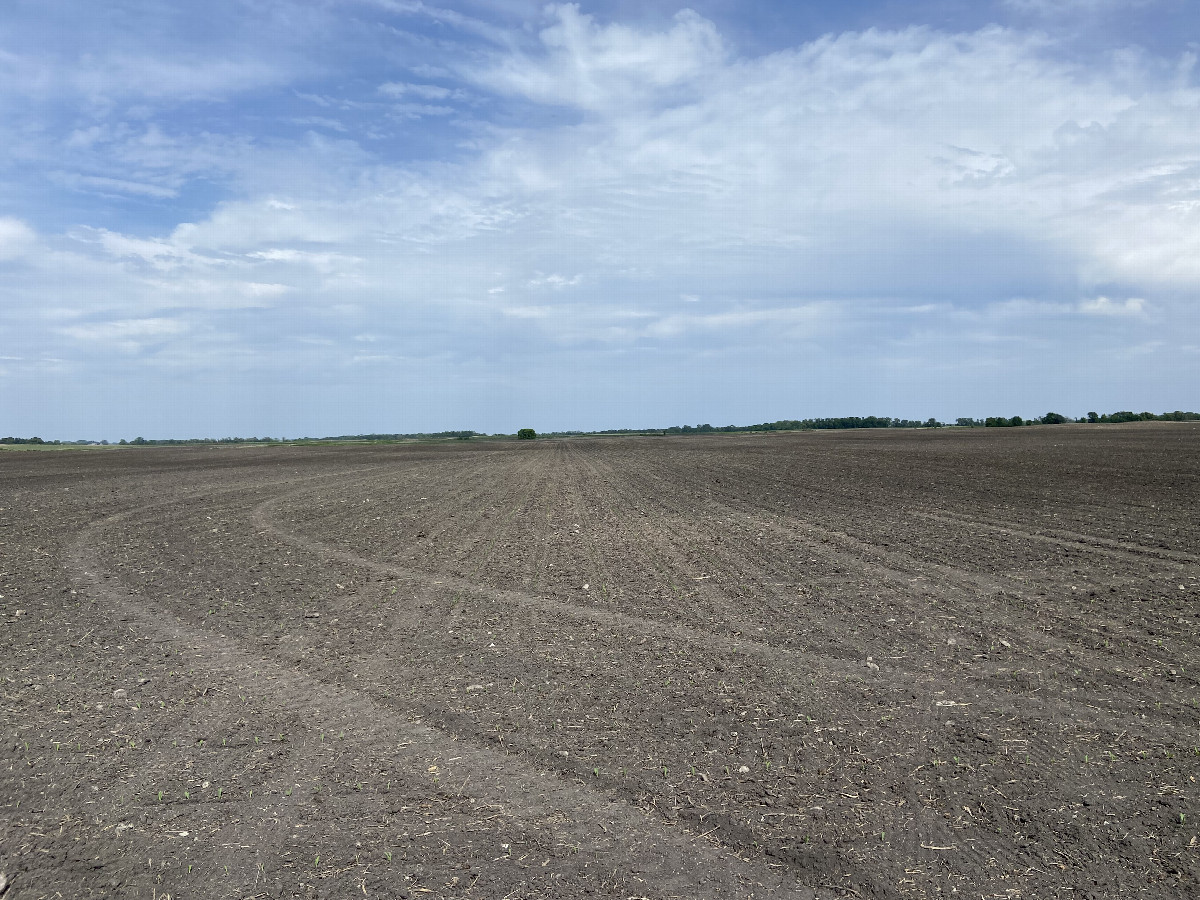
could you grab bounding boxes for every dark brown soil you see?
[2,424,1198,899]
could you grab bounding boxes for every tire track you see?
[65,502,826,900]
[569,448,1022,890]
[252,493,879,682]
[912,508,1200,568]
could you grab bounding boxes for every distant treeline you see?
[4,412,1199,446]
[544,416,941,437]
[135,430,478,445]
[0,431,481,446]
[313,430,478,442]
[958,410,1200,428]
[542,410,1200,437]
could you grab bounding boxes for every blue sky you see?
[1,0,1198,439]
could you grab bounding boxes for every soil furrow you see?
[64,509,824,900]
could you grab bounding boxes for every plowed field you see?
[3,424,1198,899]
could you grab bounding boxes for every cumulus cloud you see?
[31,14,1194,367]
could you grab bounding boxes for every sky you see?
[1,0,1198,440]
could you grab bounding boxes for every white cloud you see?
[60,317,189,353]
[388,102,457,118]
[240,282,290,299]
[501,305,552,318]
[646,305,834,340]
[0,217,36,260]
[1003,0,1157,15]
[468,5,725,110]
[27,15,1191,368]
[527,272,581,288]
[458,17,1200,296]
[379,81,463,101]
[72,227,192,265]
[1079,296,1147,316]
[135,278,291,308]
[290,116,349,132]
[246,248,361,276]
[5,6,1199,436]
[0,48,290,104]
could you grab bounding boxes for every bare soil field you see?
[2,424,1198,899]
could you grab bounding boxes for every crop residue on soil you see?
[2,424,1198,898]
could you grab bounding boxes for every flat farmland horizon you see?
[2,423,1198,898]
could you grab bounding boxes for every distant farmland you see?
[3,423,1198,898]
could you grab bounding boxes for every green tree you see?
[517,428,536,440]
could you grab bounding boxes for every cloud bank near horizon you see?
[1,1,1198,439]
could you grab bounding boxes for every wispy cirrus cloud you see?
[466,5,725,109]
